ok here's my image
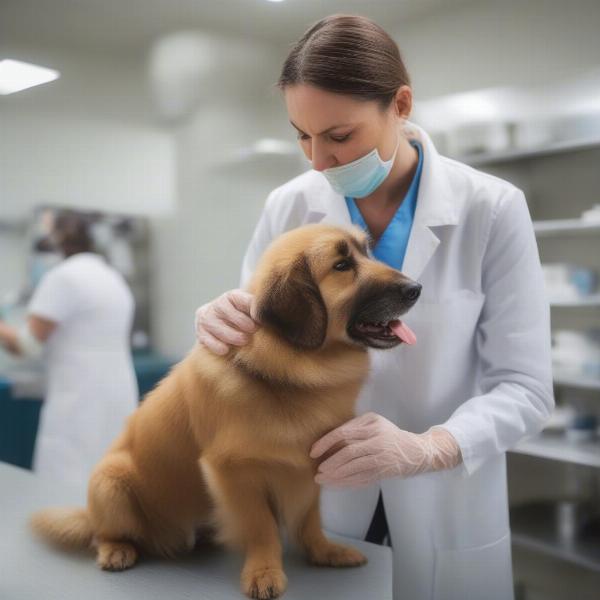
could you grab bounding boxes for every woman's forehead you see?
[284,85,377,131]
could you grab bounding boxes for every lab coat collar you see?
[309,122,461,280]
[307,122,459,224]
[403,121,462,227]
[400,122,462,280]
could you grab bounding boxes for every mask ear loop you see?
[385,101,405,163]
[383,127,401,166]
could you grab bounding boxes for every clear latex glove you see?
[311,412,462,488]
[194,289,259,355]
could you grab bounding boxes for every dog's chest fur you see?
[188,347,366,470]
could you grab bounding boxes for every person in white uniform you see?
[194,15,554,600]
[0,211,138,487]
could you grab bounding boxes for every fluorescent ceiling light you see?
[0,59,60,95]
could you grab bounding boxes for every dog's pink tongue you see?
[389,320,417,345]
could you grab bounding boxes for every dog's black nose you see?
[403,283,422,303]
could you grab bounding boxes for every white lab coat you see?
[240,123,554,600]
[29,253,138,487]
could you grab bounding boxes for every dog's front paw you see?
[241,566,288,599]
[307,541,367,568]
[96,541,138,571]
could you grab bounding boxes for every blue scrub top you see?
[345,140,423,270]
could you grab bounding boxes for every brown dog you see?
[30,223,421,599]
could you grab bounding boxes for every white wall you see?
[0,109,175,219]
[150,95,305,357]
[395,0,600,99]
[137,28,311,357]
[0,43,175,220]
[0,42,175,310]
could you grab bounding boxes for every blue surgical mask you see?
[322,133,400,199]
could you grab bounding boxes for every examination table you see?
[0,462,393,599]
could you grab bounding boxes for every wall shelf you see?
[510,433,600,468]
[462,112,600,587]
[533,219,600,237]
[549,294,600,307]
[553,371,600,391]
[510,502,600,573]
[459,136,600,167]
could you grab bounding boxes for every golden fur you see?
[30,223,416,599]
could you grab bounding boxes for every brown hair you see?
[53,210,93,257]
[278,14,411,109]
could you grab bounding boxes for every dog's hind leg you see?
[88,452,145,571]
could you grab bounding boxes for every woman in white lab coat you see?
[0,212,138,487]
[195,15,553,600]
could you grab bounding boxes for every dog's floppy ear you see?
[256,254,327,350]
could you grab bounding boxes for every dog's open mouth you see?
[346,281,421,350]
[350,318,417,349]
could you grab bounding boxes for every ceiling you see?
[0,0,475,54]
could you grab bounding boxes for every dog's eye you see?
[333,259,353,272]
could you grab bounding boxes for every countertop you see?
[0,462,393,600]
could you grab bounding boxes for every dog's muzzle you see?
[347,282,421,349]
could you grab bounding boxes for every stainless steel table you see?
[0,462,393,599]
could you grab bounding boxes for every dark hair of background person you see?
[53,210,94,257]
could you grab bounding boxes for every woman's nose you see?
[309,142,335,172]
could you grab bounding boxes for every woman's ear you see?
[394,85,413,120]
[256,255,327,350]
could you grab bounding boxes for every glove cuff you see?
[422,426,463,472]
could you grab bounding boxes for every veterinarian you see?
[0,211,138,486]
[195,15,553,600]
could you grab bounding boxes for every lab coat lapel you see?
[401,123,462,281]
[307,182,351,227]
[401,221,440,281]
[302,122,462,282]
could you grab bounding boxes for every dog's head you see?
[249,224,421,351]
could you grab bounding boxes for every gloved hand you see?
[311,412,462,488]
[195,289,259,355]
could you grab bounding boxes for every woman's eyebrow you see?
[289,120,353,136]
